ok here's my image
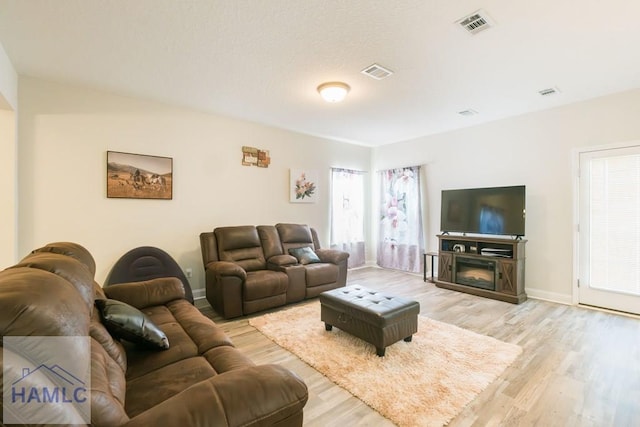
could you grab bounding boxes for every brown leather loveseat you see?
[200,223,349,319]
[0,242,308,426]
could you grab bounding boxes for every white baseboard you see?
[192,288,209,309]
[525,287,573,305]
[349,261,380,270]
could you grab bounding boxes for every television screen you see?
[440,185,526,236]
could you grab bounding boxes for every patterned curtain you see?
[377,166,424,272]
[330,168,365,268]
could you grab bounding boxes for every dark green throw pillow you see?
[288,247,321,265]
[95,299,169,350]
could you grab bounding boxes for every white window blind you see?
[588,154,640,295]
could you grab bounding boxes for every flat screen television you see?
[440,185,526,237]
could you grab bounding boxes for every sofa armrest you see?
[206,261,247,280]
[315,248,349,264]
[104,277,185,309]
[267,254,298,268]
[123,364,308,427]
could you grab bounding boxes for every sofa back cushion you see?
[215,226,267,272]
[104,246,194,304]
[276,223,317,254]
[30,241,97,276]
[199,231,219,265]
[257,225,285,259]
[0,267,91,336]
[11,252,96,314]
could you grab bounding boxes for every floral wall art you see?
[290,169,318,203]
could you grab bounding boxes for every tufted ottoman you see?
[319,285,420,356]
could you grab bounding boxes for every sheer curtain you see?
[330,168,365,268]
[377,166,424,272]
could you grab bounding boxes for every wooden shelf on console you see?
[435,234,527,304]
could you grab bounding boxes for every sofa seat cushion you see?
[166,300,234,352]
[125,301,235,379]
[125,321,199,379]
[244,270,288,301]
[305,263,339,287]
[203,345,255,374]
[125,357,217,418]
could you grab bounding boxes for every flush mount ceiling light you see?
[317,82,350,103]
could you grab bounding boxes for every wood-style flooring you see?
[200,267,640,426]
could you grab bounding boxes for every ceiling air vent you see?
[456,10,494,35]
[361,63,393,80]
[539,87,561,96]
[458,109,478,117]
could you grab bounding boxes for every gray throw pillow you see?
[95,299,169,350]
[288,247,321,265]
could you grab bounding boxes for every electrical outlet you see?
[185,268,193,278]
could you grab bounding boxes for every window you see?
[330,168,365,268]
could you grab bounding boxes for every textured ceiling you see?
[1,1,639,146]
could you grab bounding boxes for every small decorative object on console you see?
[453,244,465,253]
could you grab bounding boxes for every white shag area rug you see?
[249,301,522,427]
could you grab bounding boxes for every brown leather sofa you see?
[0,242,308,426]
[200,223,349,319]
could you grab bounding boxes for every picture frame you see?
[107,151,173,200]
[242,146,271,168]
[290,169,318,203]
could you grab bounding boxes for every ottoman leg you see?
[325,323,333,331]
[376,347,386,357]
[404,335,413,342]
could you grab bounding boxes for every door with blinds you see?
[578,144,640,315]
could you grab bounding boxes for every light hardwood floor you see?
[200,267,640,426]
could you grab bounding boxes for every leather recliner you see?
[199,224,349,319]
[276,223,349,298]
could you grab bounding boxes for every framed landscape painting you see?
[107,151,173,199]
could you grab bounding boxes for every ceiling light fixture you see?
[317,82,350,103]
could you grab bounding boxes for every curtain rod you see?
[375,164,424,172]
[330,167,368,173]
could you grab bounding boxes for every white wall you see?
[17,77,371,291]
[0,41,18,267]
[0,42,17,110]
[18,75,640,303]
[373,89,640,302]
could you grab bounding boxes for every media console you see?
[435,234,527,304]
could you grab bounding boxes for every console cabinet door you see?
[496,260,517,295]
[438,253,453,282]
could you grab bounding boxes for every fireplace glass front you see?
[454,257,496,291]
